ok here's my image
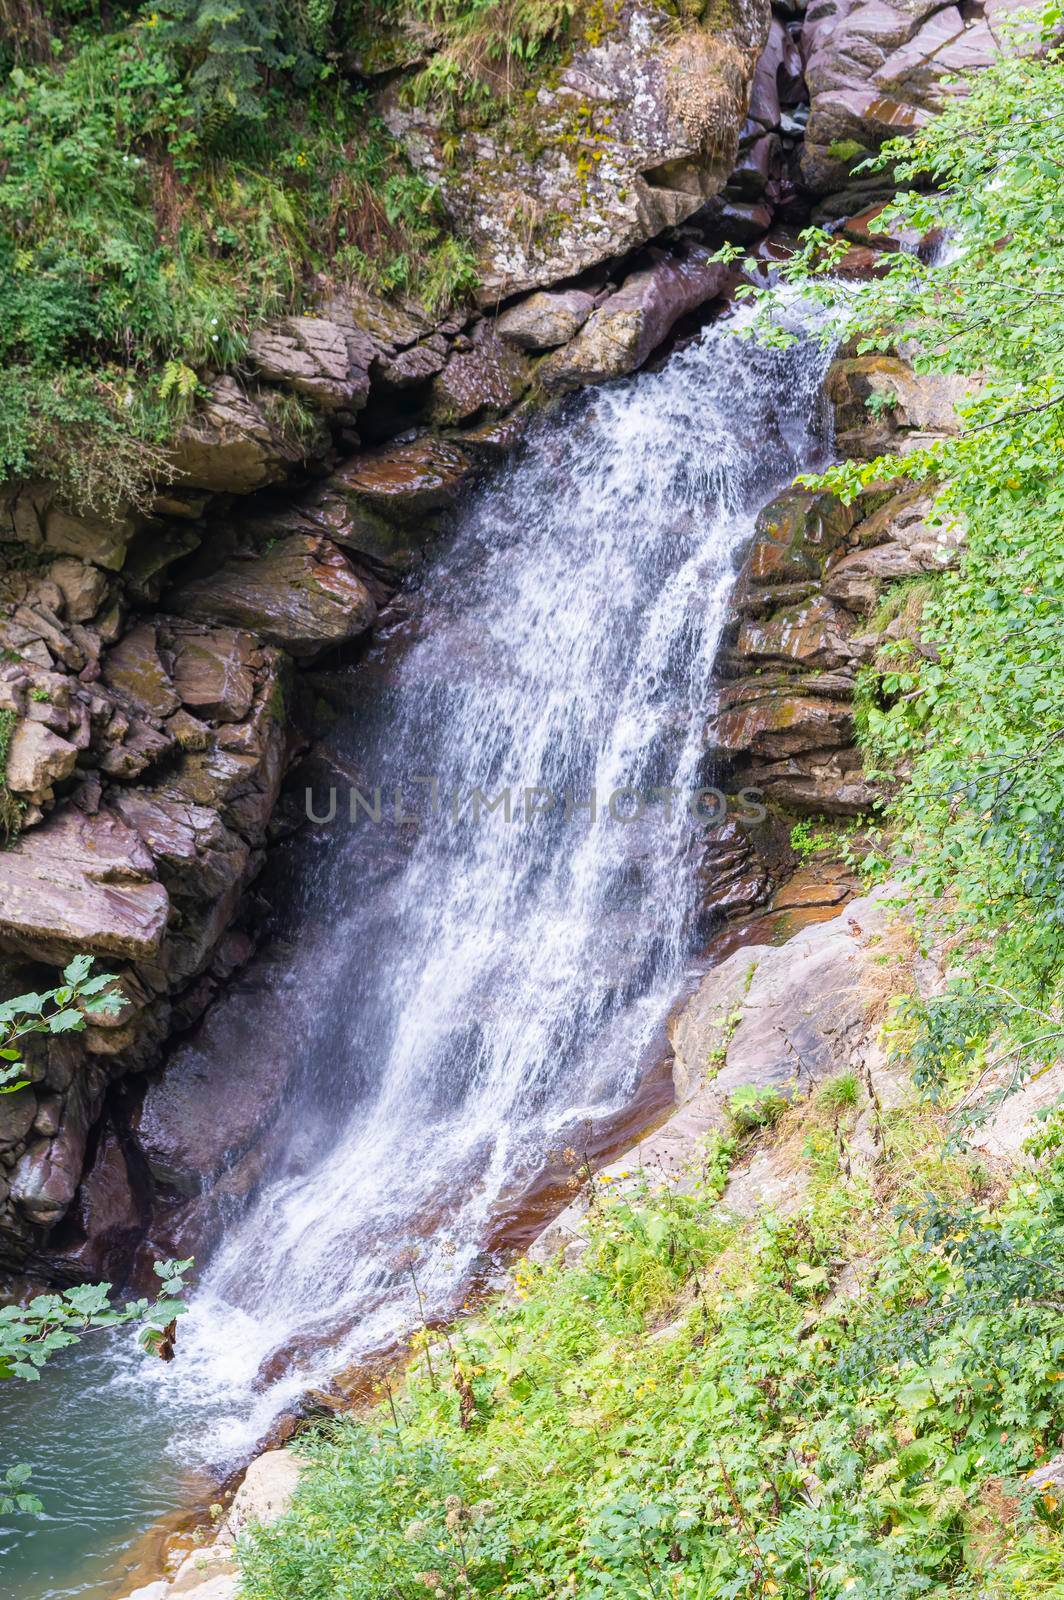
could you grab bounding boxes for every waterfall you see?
[130,303,834,1463]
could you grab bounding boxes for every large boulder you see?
[247,316,374,415]
[383,0,771,302]
[131,945,302,1197]
[5,721,78,806]
[496,288,596,351]
[538,247,733,390]
[169,536,377,657]
[167,378,323,495]
[329,437,473,523]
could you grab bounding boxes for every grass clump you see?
[815,1072,860,1113]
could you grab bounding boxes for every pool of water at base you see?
[0,1340,214,1600]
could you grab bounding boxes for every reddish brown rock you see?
[736,595,860,671]
[169,536,376,658]
[539,249,734,392]
[330,438,473,522]
[744,489,857,587]
[0,807,168,963]
[170,626,258,722]
[5,721,77,802]
[710,682,854,759]
[428,327,530,425]
[801,0,1028,199]
[101,622,180,719]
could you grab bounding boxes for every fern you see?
[157,359,200,405]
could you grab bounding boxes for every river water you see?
[0,304,833,1599]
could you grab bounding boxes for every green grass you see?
[238,1085,1064,1600]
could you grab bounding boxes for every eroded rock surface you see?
[802,0,1029,204]
[119,1450,302,1600]
[384,0,771,303]
[709,354,964,813]
[531,884,912,1258]
[170,536,377,657]
[539,247,733,390]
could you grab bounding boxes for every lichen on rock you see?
[383,0,771,303]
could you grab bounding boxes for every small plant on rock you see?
[726,1081,788,1132]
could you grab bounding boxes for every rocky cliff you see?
[0,0,1000,1281]
[707,352,972,815]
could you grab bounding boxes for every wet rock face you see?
[384,0,771,303]
[0,809,169,963]
[170,536,378,658]
[428,326,531,424]
[134,967,296,1196]
[709,354,965,815]
[0,598,290,1266]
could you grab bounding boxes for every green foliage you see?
[0,1259,192,1387]
[0,956,191,1517]
[745,10,1064,1110]
[0,950,122,1092]
[788,818,886,878]
[0,8,478,510]
[404,0,575,112]
[0,709,23,845]
[726,1081,787,1131]
[239,1090,1064,1600]
[0,1258,191,1514]
[815,1072,859,1113]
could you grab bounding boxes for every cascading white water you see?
[125,302,834,1464]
